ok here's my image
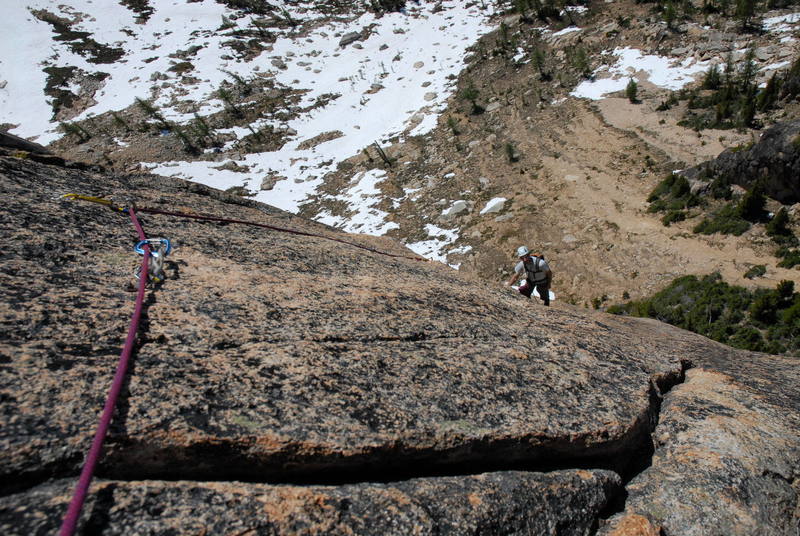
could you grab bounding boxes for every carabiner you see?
[134,238,172,258]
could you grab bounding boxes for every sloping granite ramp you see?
[1,155,799,534]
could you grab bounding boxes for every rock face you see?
[1,154,799,534]
[682,119,800,204]
[0,131,51,155]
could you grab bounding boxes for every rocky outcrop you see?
[1,154,799,534]
[2,470,621,535]
[682,119,800,204]
[602,369,799,536]
[0,131,51,154]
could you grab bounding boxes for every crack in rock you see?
[598,366,800,535]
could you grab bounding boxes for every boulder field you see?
[0,154,798,534]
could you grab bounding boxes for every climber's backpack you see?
[523,254,548,284]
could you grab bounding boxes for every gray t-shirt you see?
[515,256,550,283]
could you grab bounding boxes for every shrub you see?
[729,326,764,351]
[168,61,194,75]
[662,210,687,226]
[459,82,484,115]
[656,92,679,111]
[750,289,779,325]
[743,265,766,279]
[736,183,766,222]
[447,116,460,136]
[60,122,91,142]
[608,274,800,356]
[777,248,800,268]
[505,142,520,163]
[693,203,750,235]
[709,174,733,199]
[626,78,638,103]
[647,174,701,221]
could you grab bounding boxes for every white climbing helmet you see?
[516,246,530,257]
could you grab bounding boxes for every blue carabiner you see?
[134,238,172,258]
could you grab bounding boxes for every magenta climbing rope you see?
[59,207,150,536]
[57,193,427,532]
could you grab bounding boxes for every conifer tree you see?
[703,63,722,90]
[663,2,677,29]
[734,0,758,30]
[626,78,639,103]
[757,73,780,111]
[737,183,766,222]
[767,208,793,238]
[738,47,758,91]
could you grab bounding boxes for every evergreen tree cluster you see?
[674,54,800,131]
[608,274,800,356]
[646,173,702,225]
[647,174,799,264]
[369,0,406,12]
[513,0,562,21]
[638,0,800,30]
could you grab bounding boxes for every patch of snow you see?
[406,223,459,263]
[763,60,792,71]
[571,47,709,100]
[155,1,495,214]
[763,12,800,32]
[480,197,507,215]
[448,245,472,255]
[2,0,497,221]
[0,4,58,141]
[552,26,581,37]
[314,169,399,236]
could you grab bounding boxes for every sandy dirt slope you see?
[459,95,798,306]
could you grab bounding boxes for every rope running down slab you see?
[57,193,429,532]
[59,207,151,536]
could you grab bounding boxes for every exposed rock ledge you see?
[0,154,798,534]
[682,119,800,204]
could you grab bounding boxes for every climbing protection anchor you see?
[134,238,171,284]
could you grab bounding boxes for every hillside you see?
[2,0,799,310]
[0,153,798,534]
[2,1,800,532]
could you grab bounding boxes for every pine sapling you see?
[447,116,460,136]
[626,78,639,103]
[111,111,131,131]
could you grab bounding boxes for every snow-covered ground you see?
[1,1,495,207]
[315,169,399,236]
[2,2,798,266]
[152,1,496,216]
[0,0,497,265]
[571,47,711,99]
[569,10,800,101]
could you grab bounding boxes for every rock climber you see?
[505,246,552,306]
